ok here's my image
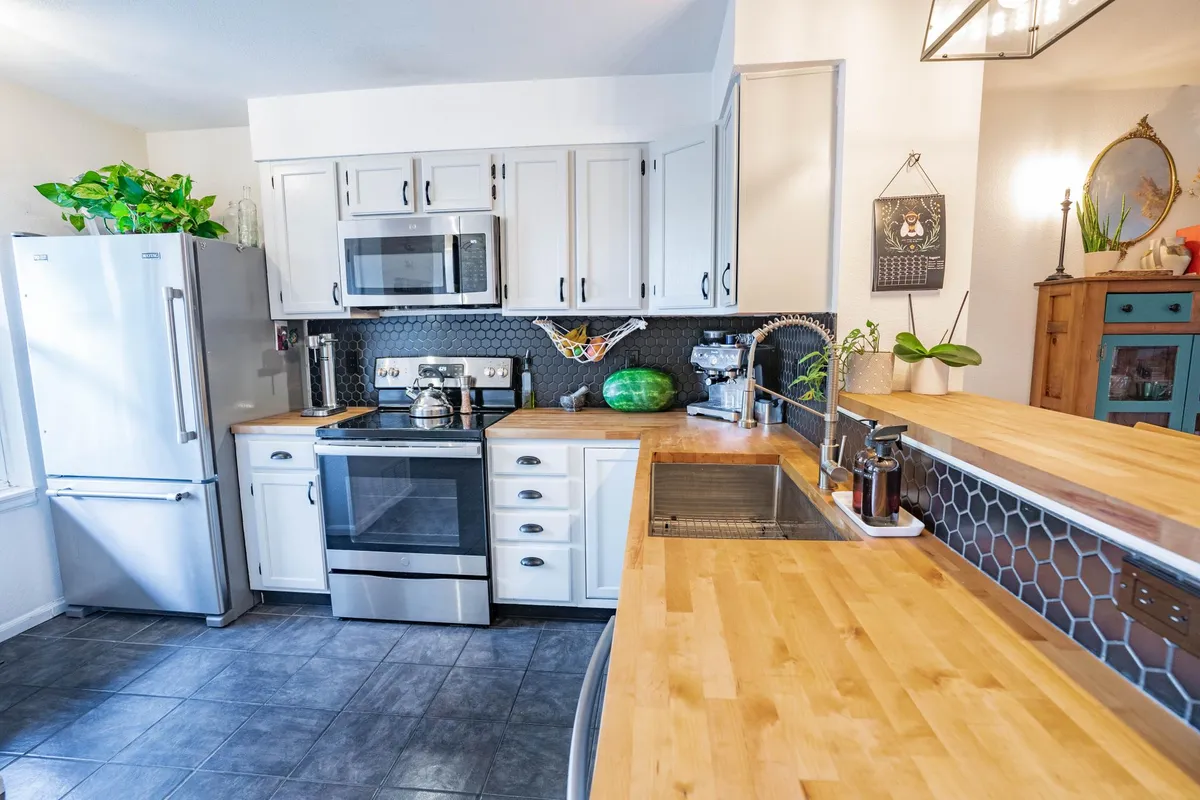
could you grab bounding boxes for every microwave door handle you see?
[443,233,459,294]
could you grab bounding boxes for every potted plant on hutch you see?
[1078,190,1130,276]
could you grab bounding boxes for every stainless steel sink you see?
[648,463,845,541]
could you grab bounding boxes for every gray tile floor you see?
[0,606,607,800]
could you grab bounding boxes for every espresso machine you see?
[686,332,778,423]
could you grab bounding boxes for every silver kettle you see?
[406,378,454,419]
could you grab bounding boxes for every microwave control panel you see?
[459,233,490,293]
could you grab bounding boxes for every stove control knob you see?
[497,367,509,378]
[377,368,388,378]
[484,367,496,378]
[388,367,400,377]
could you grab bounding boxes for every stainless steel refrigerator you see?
[12,233,298,626]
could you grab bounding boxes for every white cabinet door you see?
[583,447,638,600]
[716,85,739,309]
[341,155,415,216]
[649,128,716,311]
[270,162,343,315]
[251,470,328,592]
[420,152,494,212]
[574,147,644,311]
[502,149,571,310]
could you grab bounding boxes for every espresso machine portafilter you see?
[301,333,347,417]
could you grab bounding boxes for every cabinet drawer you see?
[489,443,569,476]
[1105,293,1192,324]
[493,544,572,603]
[245,439,316,470]
[491,510,572,543]
[491,477,570,509]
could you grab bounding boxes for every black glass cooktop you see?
[317,409,513,441]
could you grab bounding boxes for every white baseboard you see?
[0,597,67,641]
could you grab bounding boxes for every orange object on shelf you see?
[1178,224,1200,275]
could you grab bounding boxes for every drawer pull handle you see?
[516,456,542,466]
[1168,303,1182,313]
[1170,614,1188,624]
[270,451,293,460]
[1120,304,1133,313]
[519,523,544,534]
[517,489,543,500]
[520,557,545,567]
[1137,597,1154,605]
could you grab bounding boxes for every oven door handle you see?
[314,442,482,459]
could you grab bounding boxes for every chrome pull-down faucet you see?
[739,315,849,492]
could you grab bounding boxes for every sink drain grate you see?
[649,516,839,540]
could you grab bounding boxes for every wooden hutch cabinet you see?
[1030,276,1200,434]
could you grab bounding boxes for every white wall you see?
[0,79,147,638]
[146,126,259,226]
[966,84,1199,403]
[247,73,712,161]
[733,0,985,388]
[710,0,736,117]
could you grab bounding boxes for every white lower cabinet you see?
[236,433,329,593]
[487,439,637,608]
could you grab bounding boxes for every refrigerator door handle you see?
[163,287,197,445]
[47,488,191,502]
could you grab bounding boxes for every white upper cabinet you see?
[420,152,495,212]
[340,155,415,216]
[574,146,645,311]
[648,128,716,312]
[716,87,739,309]
[734,67,837,314]
[268,161,344,317]
[502,149,571,311]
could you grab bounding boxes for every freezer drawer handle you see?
[520,557,545,567]
[270,451,293,460]
[519,524,544,534]
[517,489,543,500]
[47,488,191,502]
[162,287,198,445]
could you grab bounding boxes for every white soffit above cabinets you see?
[0,0,728,131]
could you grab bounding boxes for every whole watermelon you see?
[602,368,675,412]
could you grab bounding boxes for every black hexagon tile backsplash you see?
[840,413,1200,730]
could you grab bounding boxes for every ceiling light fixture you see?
[921,0,1116,61]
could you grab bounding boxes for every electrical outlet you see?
[274,323,295,352]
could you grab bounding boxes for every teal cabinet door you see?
[1094,334,1193,429]
[1183,336,1200,435]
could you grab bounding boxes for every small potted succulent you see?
[841,320,893,394]
[1078,190,1129,276]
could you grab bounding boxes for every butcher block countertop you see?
[230,407,374,435]
[488,410,1200,799]
[839,392,1200,564]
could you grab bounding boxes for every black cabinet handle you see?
[269,451,292,460]
[425,180,431,206]
[1120,304,1133,313]
[701,272,709,300]
[517,489,542,500]
[1169,303,1182,313]
[516,456,541,466]
[520,557,545,567]
[722,263,731,294]
[402,180,408,206]
[332,282,340,305]
[519,524,544,534]
[559,277,565,303]
[580,277,587,304]
[307,481,315,505]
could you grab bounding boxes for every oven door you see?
[338,215,499,308]
[315,441,487,576]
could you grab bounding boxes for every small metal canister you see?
[753,398,784,425]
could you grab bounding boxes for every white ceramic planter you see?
[844,352,894,394]
[1083,250,1121,276]
[910,359,950,395]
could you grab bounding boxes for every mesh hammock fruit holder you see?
[532,317,647,363]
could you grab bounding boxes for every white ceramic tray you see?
[831,491,924,538]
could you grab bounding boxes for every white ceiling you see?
[0,0,729,131]
[983,0,1200,91]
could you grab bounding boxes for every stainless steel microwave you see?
[338,214,500,308]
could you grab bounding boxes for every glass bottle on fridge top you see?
[220,201,238,242]
[236,186,259,247]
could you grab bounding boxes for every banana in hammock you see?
[561,323,589,345]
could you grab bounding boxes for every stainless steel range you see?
[315,355,516,625]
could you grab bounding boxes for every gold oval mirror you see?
[1084,116,1181,246]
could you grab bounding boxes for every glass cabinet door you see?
[1184,336,1200,436]
[1094,334,1193,429]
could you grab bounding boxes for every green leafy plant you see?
[1077,190,1129,253]
[788,321,883,402]
[34,163,226,238]
[840,320,881,360]
[893,332,982,367]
